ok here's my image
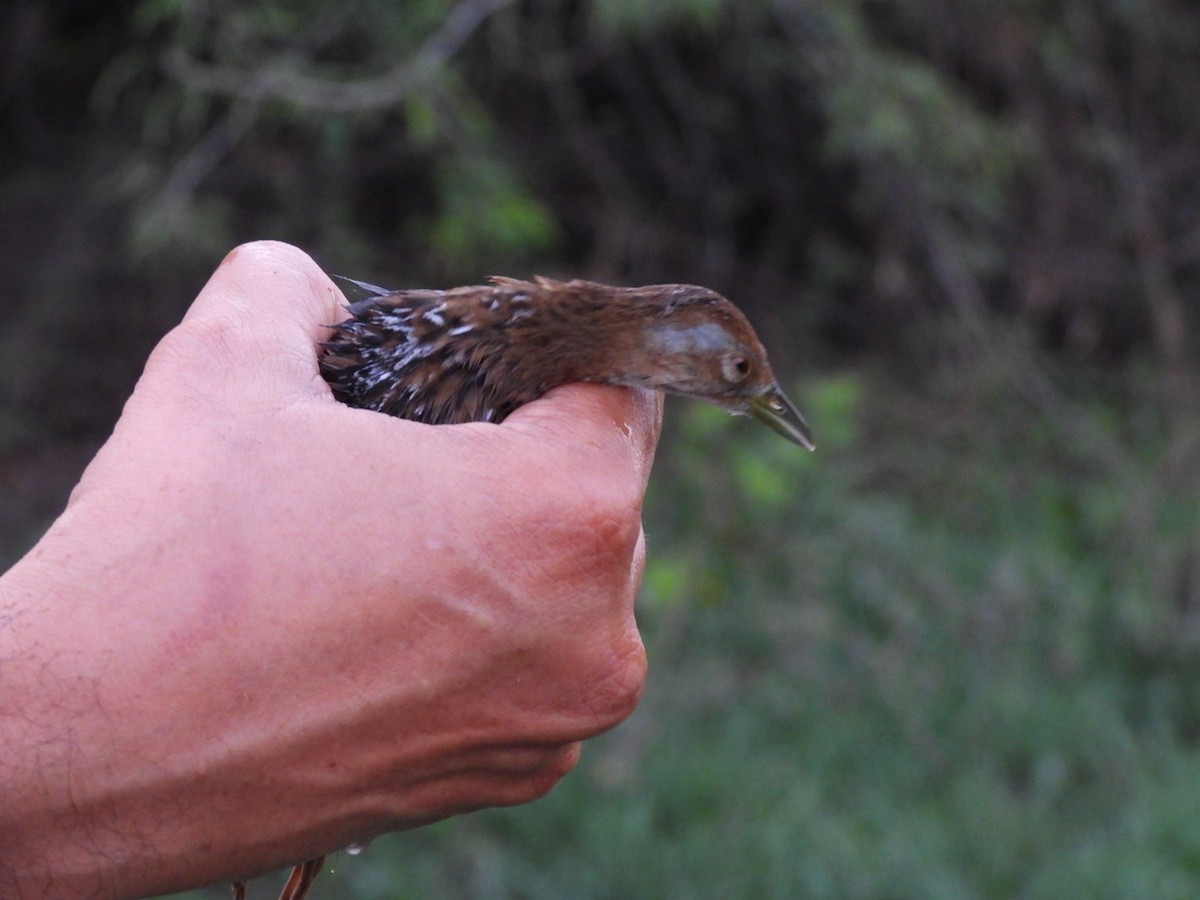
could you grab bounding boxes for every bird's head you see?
[580,283,815,450]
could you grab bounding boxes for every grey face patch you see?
[644,321,738,357]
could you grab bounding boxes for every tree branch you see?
[162,0,517,112]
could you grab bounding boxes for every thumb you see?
[182,241,342,335]
[142,241,344,408]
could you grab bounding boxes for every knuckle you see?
[483,745,581,808]
[541,743,583,783]
[505,465,645,595]
[146,312,248,380]
[583,631,647,729]
[558,477,645,577]
[521,745,582,801]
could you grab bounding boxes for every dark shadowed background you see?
[4,1,1200,897]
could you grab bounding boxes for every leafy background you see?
[3,0,1200,897]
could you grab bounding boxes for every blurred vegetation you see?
[3,0,1200,896]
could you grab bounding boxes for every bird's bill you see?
[748,386,816,450]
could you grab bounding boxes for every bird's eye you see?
[721,354,751,383]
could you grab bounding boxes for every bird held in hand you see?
[320,275,815,449]
[242,275,813,900]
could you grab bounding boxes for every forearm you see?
[0,512,201,899]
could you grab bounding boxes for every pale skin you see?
[0,241,661,899]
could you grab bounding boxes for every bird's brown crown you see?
[320,276,814,448]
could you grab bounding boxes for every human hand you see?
[0,241,661,898]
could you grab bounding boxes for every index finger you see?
[503,384,664,495]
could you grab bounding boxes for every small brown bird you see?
[235,275,812,900]
[320,276,815,449]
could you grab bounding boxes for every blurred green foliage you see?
[3,0,1200,896]
[169,358,1200,899]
